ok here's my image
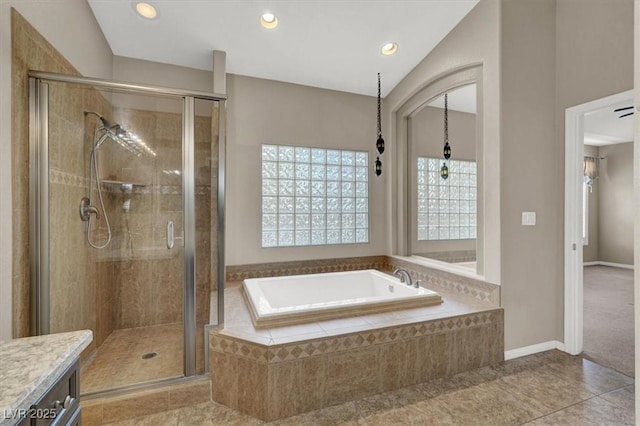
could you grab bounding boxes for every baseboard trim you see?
[583,261,634,270]
[504,340,565,361]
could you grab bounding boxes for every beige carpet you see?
[583,265,634,377]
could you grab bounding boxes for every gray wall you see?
[225,74,386,265]
[598,142,634,265]
[555,0,634,345]
[112,56,212,93]
[502,0,633,348]
[501,0,633,350]
[385,0,502,283]
[112,58,388,265]
[501,0,558,351]
[0,0,113,340]
[3,0,635,352]
[388,0,633,351]
[412,106,476,160]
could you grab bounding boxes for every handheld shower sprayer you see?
[80,111,153,249]
[81,111,114,249]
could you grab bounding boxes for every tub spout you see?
[393,268,412,287]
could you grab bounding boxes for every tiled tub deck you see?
[209,258,503,421]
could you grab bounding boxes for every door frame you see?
[564,89,633,355]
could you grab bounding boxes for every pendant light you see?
[375,73,384,176]
[375,157,382,176]
[441,93,451,180]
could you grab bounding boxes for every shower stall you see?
[28,71,225,396]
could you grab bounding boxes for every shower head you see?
[114,125,127,137]
[85,111,156,157]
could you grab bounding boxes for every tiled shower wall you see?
[11,9,120,341]
[47,82,119,353]
[98,107,215,330]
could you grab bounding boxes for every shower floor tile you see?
[81,323,184,394]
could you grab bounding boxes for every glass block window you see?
[417,157,477,241]
[262,144,369,247]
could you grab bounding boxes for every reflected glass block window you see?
[262,144,369,247]
[417,157,477,241]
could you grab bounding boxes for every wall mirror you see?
[394,65,485,277]
[408,83,478,272]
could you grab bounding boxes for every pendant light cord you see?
[377,73,382,137]
[444,93,448,146]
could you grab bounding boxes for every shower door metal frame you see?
[28,71,226,387]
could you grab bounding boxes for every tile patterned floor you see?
[81,323,184,394]
[102,350,634,425]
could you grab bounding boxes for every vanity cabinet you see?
[16,361,80,426]
[1,330,91,426]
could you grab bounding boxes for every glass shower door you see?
[41,80,189,394]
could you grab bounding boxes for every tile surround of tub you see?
[209,305,503,421]
[388,256,500,305]
[225,256,389,281]
[209,283,504,420]
[213,257,502,421]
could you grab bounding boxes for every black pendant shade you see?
[440,162,449,180]
[441,92,451,180]
[376,73,384,154]
[375,73,384,175]
[376,135,385,155]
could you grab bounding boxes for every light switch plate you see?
[522,211,536,226]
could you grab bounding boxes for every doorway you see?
[564,90,634,372]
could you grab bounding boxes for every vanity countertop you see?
[0,330,92,425]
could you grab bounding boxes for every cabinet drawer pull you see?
[53,395,72,411]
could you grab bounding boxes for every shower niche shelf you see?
[101,179,149,189]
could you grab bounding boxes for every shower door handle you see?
[167,220,174,249]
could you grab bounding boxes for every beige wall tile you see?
[168,380,211,410]
[295,355,327,414]
[325,346,381,406]
[266,361,299,419]
[210,351,239,409]
[237,357,268,419]
[101,390,169,424]
[380,339,416,391]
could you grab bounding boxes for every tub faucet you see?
[393,268,412,287]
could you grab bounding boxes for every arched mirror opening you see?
[408,83,479,273]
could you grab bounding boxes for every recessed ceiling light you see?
[260,12,278,29]
[135,2,158,19]
[381,42,398,56]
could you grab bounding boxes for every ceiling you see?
[584,100,634,146]
[87,1,478,97]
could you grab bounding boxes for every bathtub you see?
[242,269,442,328]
